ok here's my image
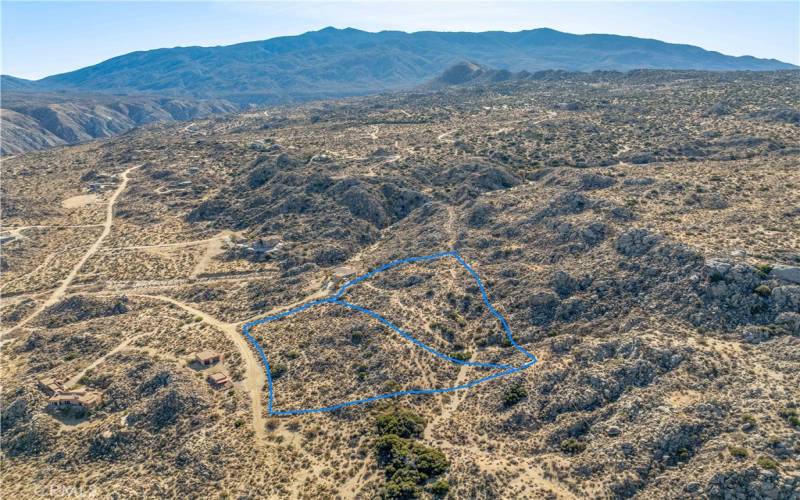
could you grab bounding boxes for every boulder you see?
[771,264,800,284]
[615,229,662,256]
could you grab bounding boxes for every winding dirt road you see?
[130,294,267,443]
[1,165,140,338]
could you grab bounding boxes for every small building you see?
[207,372,229,389]
[37,377,64,396]
[194,350,223,366]
[47,388,103,411]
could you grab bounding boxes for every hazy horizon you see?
[2,1,798,80]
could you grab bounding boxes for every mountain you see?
[0,75,41,91]
[17,27,798,105]
[424,61,520,88]
[0,91,237,155]
[3,27,795,155]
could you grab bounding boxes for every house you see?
[194,350,223,366]
[207,372,229,389]
[47,388,103,411]
[37,377,64,396]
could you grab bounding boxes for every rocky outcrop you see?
[706,468,799,499]
[771,264,800,284]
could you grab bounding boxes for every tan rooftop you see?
[37,377,64,396]
[194,350,223,366]
[48,388,103,409]
[207,372,229,387]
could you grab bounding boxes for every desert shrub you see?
[729,446,748,458]
[430,322,455,339]
[428,479,450,497]
[756,264,773,275]
[376,408,426,438]
[778,408,799,428]
[375,437,448,478]
[269,363,287,379]
[382,477,422,499]
[449,350,472,361]
[753,285,771,297]
[560,438,587,454]
[383,380,402,392]
[412,444,449,477]
[374,411,448,499]
[502,380,528,408]
[757,456,779,470]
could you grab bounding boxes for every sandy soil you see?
[61,193,99,209]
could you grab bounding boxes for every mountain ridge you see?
[4,27,795,105]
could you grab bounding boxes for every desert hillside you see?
[1,70,799,499]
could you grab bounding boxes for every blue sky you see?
[2,1,798,79]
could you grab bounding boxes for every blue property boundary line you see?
[240,250,538,416]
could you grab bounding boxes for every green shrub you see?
[502,380,528,408]
[560,438,586,454]
[428,479,450,497]
[382,478,422,499]
[753,284,771,297]
[383,380,402,392]
[729,446,748,458]
[788,415,800,428]
[757,456,778,470]
[355,364,368,381]
[374,436,448,478]
[376,409,426,438]
[430,322,455,339]
[374,410,448,498]
[411,442,448,477]
[269,363,287,379]
[449,350,472,361]
[375,434,410,464]
[756,264,773,276]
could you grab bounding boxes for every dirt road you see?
[64,333,148,389]
[1,165,140,338]
[131,294,267,443]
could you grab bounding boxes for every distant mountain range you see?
[5,27,796,104]
[2,27,796,155]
